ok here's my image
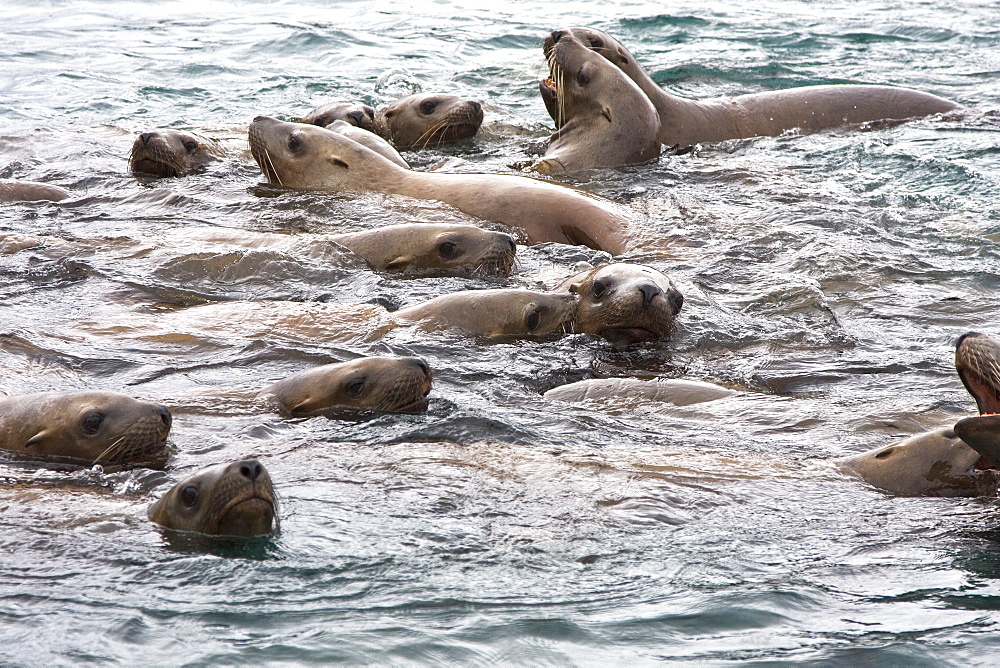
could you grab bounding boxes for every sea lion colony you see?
[1,26,982,538]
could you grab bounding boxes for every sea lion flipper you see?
[954,415,1000,468]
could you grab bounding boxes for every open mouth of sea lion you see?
[595,326,660,347]
[130,158,180,178]
[215,495,276,537]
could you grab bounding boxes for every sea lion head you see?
[955,331,1000,416]
[147,459,278,537]
[560,263,683,345]
[261,356,433,416]
[395,289,578,340]
[375,94,484,149]
[334,223,516,277]
[249,115,404,190]
[548,27,638,74]
[0,390,172,466]
[301,101,377,132]
[129,129,219,178]
[535,30,660,173]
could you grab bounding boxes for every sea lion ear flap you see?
[327,156,349,169]
[563,262,595,294]
[383,256,415,272]
[24,431,49,448]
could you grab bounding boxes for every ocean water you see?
[1,0,1000,664]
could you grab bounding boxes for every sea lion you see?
[395,289,578,340]
[129,129,224,177]
[0,390,171,466]
[555,27,961,149]
[260,356,432,415]
[248,116,631,254]
[375,94,484,149]
[147,459,277,537]
[302,100,378,132]
[838,331,1000,496]
[534,30,660,174]
[324,120,409,168]
[545,378,737,404]
[953,331,1000,467]
[0,180,70,202]
[175,222,517,277]
[556,263,684,345]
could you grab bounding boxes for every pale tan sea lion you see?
[375,94,484,150]
[534,30,660,174]
[556,26,962,149]
[147,459,277,537]
[544,378,737,404]
[324,120,409,168]
[301,100,378,132]
[175,222,517,277]
[838,331,1000,496]
[248,116,631,253]
[556,263,683,345]
[129,129,223,177]
[260,356,432,415]
[0,180,70,202]
[395,289,578,340]
[0,390,171,467]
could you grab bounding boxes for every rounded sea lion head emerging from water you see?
[334,223,516,277]
[260,356,433,416]
[0,390,171,466]
[129,129,221,178]
[301,101,378,132]
[558,263,683,346]
[535,30,660,174]
[395,289,578,341]
[147,459,277,537]
[375,94,484,150]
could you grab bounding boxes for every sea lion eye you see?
[592,279,608,298]
[577,68,591,86]
[180,485,199,507]
[526,308,541,331]
[81,412,104,435]
[182,140,198,154]
[438,241,457,258]
[419,100,437,115]
[288,134,302,152]
[346,379,366,397]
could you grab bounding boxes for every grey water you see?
[2,0,1000,664]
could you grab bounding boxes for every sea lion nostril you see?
[239,460,263,481]
[346,110,365,125]
[638,283,661,308]
[139,132,157,144]
[551,29,567,43]
[158,407,172,431]
[413,358,430,375]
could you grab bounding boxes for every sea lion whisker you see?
[416,117,449,150]
[263,147,283,186]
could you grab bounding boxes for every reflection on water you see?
[1,0,1000,663]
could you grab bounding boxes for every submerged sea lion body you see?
[148,459,277,537]
[376,94,484,149]
[544,378,737,405]
[177,222,516,277]
[129,129,223,177]
[558,27,961,149]
[248,116,630,253]
[260,356,432,415]
[0,390,171,466]
[395,289,578,340]
[535,30,660,173]
[302,101,378,133]
[0,180,70,202]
